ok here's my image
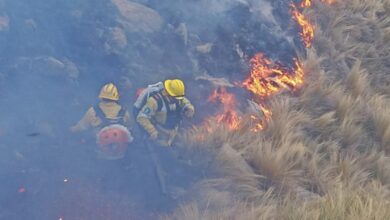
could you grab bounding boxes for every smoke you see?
[0,0,300,219]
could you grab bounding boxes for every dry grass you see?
[164,185,390,220]
[164,0,390,219]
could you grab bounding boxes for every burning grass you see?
[291,3,315,48]
[164,0,390,219]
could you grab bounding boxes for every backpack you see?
[133,82,183,129]
[133,82,164,117]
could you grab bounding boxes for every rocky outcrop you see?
[104,27,128,54]
[13,56,79,79]
[111,0,163,33]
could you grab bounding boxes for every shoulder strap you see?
[117,105,126,117]
[93,104,106,121]
[151,92,164,112]
[94,103,126,126]
[117,106,127,124]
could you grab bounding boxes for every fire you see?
[291,3,314,48]
[250,105,272,132]
[301,0,335,8]
[242,53,305,99]
[204,54,304,132]
[199,0,323,135]
[261,105,272,119]
[300,0,312,8]
[241,54,303,132]
[250,115,264,131]
[207,87,241,130]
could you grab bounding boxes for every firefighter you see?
[71,83,133,159]
[135,79,194,146]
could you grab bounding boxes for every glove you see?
[183,107,194,118]
[149,130,159,140]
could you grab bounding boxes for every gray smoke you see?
[0,0,300,219]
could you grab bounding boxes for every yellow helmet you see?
[99,83,119,101]
[164,79,185,99]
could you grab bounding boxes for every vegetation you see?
[164,0,390,219]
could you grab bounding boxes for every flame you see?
[261,105,272,119]
[204,54,304,132]
[291,3,314,48]
[199,0,322,135]
[241,54,303,132]
[242,53,304,99]
[250,115,264,132]
[300,0,312,8]
[250,105,272,132]
[207,87,241,130]
[299,0,336,8]
[301,0,335,8]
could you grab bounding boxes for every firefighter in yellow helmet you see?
[135,79,195,146]
[71,83,134,159]
[71,83,132,132]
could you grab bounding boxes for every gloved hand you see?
[149,130,159,140]
[183,107,194,118]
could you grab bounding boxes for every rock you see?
[110,27,127,48]
[176,23,188,46]
[14,56,79,79]
[111,0,163,33]
[24,18,37,31]
[104,27,128,54]
[0,15,9,31]
[248,0,277,25]
[196,43,214,54]
[201,0,249,13]
[62,58,80,79]
[195,73,234,88]
[235,44,245,59]
[42,57,66,69]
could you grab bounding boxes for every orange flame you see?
[301,0,335,8]
[242,54,304,132]
[250,105,272,132]
[300,0,312,8]
[242,53,304,99]
[261,105,272,119]
[291,3,314,48]
[200,0,320,135]
[207,87,241,130]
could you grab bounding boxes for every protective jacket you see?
[71,101,131,132]
[136,91,194,137]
